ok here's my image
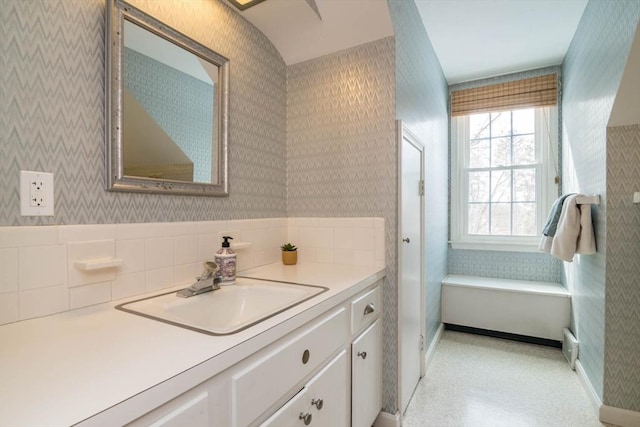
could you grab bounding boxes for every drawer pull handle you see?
[357,351,367,359]
[299,412,312,425]
[302,349,310,364]
[311,398,324,410]
[363,303,375,315]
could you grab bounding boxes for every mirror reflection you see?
[123,20,218,184]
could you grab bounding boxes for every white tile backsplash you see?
[19,285,69,320]
[112,272,146,301]
[58,225,116,244]
[0,249,19,293]
[146,267,175,292]
[18,245,66,290]
[145,238,174,271]
[175,262,201,286]
[69,282,112,309]
[0,292,19,324]
[0,217,382,325]
[0,226,58,248]
[116,239,146,274]
[174,235,199,266]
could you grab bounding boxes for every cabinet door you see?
[306,350,348,426]
[352,319,382,427]
[138,392,210,427]
[260,387,310,427]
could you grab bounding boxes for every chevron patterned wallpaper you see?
[286,36,398,412]
[388,0,449,385]
[562,0,640,408]
[605,124,640,411]
[0,0,287,226]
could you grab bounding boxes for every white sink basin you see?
[115,278,327,335]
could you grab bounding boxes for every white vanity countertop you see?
[0,262,384,427]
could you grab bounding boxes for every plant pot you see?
[282,250,297,265]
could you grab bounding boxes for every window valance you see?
[450,74,558,116]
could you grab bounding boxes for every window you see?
[451,106,557,251]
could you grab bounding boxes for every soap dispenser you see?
[215,236,236,285]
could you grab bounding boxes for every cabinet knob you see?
[357,351,367,359]
[311,398,324,410]
[302,349,310,364]
[299,412,312,425]
[363,303,375,315]
[402,237,410,243]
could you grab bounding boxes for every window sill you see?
[449,240,541,253]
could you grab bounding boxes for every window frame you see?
[450,106,558,252]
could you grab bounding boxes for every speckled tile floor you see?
[402,330,606,427]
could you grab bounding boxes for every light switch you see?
[20,171,54,216]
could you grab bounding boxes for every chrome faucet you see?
[176,261,222,298]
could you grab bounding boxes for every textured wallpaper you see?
[605,124,640,411]
[0,0,287,226]
[388,0,449,382]
[448,66,563,284]
[562,0,640,408]
[286,36,397,411]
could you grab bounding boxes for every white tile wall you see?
[0,217,383,325]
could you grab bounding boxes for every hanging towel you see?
[539,194,573,253]
[543,194,574,236]
[549,194,596,262]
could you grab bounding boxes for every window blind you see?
[450,74,558,116]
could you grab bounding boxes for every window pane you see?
[491,111,511,137]
[470,113,491,139]
[491,203,511,235]
[512,108,534,134]
[513,134,535,165]
[468,203,489,234]
[469,138,490,168]
[491,137,511,167]
[491,170,511,202]
[514,169,536,202]
[469,171,490,202]
[513,202,536,235]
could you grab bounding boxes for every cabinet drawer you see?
[351,286,381,333]
[232,307,348,427]
[260,351,347,427]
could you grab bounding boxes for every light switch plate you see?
[20,170,54,216]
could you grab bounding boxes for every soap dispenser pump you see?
[215,236,236,285]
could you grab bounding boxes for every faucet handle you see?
[198,261,219,280]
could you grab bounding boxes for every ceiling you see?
[227,0,588,84]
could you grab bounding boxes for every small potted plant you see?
[281,243,298,265]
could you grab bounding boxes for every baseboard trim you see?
[425,323,444,370]
[444,323,562,348]
[599,405,640,427]
[373,410,401,427]
[575,359,602,411]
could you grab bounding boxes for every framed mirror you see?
[106,0,229,196]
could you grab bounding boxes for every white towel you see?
[549,194,596,262]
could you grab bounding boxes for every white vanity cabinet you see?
[126,280,383,427]
[350,286,383,427]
